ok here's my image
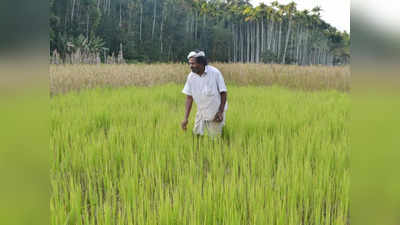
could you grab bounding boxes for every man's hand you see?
[213,111,223,123]
[181,119,189,131]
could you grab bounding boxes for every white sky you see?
[250,0,350,33]
[352,0,400,34]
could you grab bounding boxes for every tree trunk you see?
[160,21,163,53]
[203,13,206,47]
[108,0,111,16]
[86,10,89,39]
[296,25,301,65]
[273,21,277,56]
[247,23,250,63]
[251,22,254,63]
[261,20,264,54]
[152,0,157,40]
[119,1,122,27]
[140,4,143,41]
[277,20,282,63]
[256,21,260,63]
[250,22,253,63]
[290,24,296,63]
[128,2,132,33]
[232,23,236,62]
[253,21,255,63]
[194,11,197,41]
[303,31,309,65]
[77,0,81,20]
[253,22,256,63]
[186,16,189,33]
[282,19,292,64]
[71,0,76,21]
[268,20,273,50]
[191,11,194,35]
[240,23,244,62]
[160,7,165,54]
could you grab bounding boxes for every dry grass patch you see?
[50,63,349,95]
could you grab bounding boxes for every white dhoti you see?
[193,111,226,136]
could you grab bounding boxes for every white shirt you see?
[182,65,228,121]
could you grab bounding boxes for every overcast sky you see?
[352,0,400,34]
[249,0,350,33]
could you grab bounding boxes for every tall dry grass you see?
[50,63,350,96]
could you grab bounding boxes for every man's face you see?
[189,57,202,74]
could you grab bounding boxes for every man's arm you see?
[181,95,193,130]
[218,92,227,113]
[214,92,227,122]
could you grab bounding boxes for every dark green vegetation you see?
[50,0,350,65]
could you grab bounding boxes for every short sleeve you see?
[216,71,227,93]
[182,76,192,96]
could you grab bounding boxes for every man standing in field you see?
[181,50,228,137]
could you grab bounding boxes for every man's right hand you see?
[181,119,188,131]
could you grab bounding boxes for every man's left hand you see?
[213,111,223,122]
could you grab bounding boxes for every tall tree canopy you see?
[50,0,350,65]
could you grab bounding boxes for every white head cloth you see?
[187,51,205,59]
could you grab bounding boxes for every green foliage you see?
[49,0,350,64]
[66,34,106,53]
[260,49,278,63]
[209,23,232,62]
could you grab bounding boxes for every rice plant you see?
[51,83,349,225]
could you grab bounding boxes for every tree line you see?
[50,0,350,65]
